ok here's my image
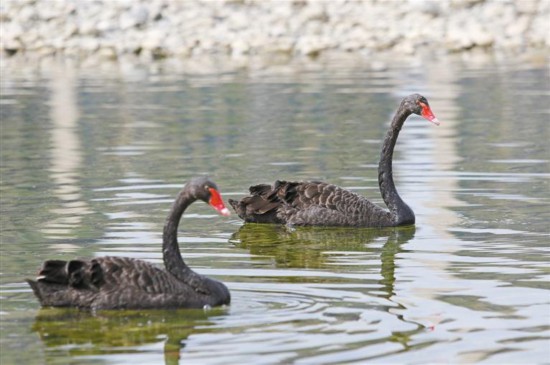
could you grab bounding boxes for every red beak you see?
[208,188,230,216]
[419,102,440,126]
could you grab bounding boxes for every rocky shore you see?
[1,0,549,62]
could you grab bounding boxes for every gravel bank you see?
[1,0,549,61]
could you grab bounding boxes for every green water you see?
[1,57,549,364]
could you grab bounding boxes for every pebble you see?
[1,0,548,60]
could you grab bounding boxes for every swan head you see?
[186,177,231,216]
[404,94,440,126]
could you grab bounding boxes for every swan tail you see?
[26,278,73,307]
[36,259,69,284]
[26,279,43,302]
[27,259,105,307]
[33,259,104,290]
[228,181,300,224]
[228,196,283,224]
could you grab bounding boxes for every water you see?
[1,56,549,364]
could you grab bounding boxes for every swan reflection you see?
[31,307,226,365]
[231,224,415,298]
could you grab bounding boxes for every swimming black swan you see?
[27,177,231,310]
[229,94,440,227]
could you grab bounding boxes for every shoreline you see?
[2,0,549,63]
[1,49,548,81]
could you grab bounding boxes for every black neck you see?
[162,190,202,283]
[377,107,415,225]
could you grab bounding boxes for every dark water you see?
[1,57,549,364]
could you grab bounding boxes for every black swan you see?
[229,94,440,227]
[27,177,231,310]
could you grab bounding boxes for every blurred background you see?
[1,0,548,64]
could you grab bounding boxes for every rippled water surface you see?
[1,58,549,364]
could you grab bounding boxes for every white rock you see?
[506,15,530,37]
[63,22,78,39]
[3,22,24,39]
[446,18,474,50]
[0,0,548,59]
[17,5,36,23]
[142,28,166,50]
[515,0,539,14]
[81,37,99,52]
[230,38,250,55]
[450,0,484,9]
[409,0,443,16]
[468,22,494,47]
[119,5,149,30]
[79,19,99,36]
[2,37,23,53]
[98,46,117,59]
[295,36,330,56]
[268,37,294,53]
[97,19,116,33]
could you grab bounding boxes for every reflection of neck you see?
[378,108,415,225]
[162,191,200,283]
[380,230,399,298]
[380,227,415,298]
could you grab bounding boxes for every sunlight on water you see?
[1,58,548,364]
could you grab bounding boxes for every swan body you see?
[27,177,231,310]
[229,94,439,228]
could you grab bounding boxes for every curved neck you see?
[162,190,201,282]
[377,107,415,225]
